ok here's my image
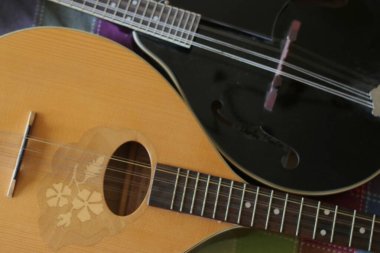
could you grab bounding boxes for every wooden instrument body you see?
[0,28,239,252]
[135,0,380,194]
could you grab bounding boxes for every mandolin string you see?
[57,0,375,108]
[0,141,373,233]
[98,1,374,100]
[0,135,378,241]
[2,149,379,242]
[0,136,378,232]
[108,2,374,108]
[0,135,375,221]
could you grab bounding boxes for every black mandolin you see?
[48,0,380,194]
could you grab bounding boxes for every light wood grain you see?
[0,27,242,252]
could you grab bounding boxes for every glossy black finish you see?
[137,0,380,193]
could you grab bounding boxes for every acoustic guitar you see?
[0,28,378,252]
[45,0,380,194]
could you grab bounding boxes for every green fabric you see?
[188,228,297,253]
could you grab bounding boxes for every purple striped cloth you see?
[1,1,378,252]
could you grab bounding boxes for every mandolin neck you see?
[48,0,201,48]
[149,164,380,252]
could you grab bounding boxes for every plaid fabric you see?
[1,1,378,252]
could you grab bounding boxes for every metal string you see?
[53,0,376,109]
[0,134,378,229]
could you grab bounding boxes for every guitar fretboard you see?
[48,0,201,48]
[149,165,380,252]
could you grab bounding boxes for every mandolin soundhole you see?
[103,141,151,216]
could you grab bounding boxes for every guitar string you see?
[0,136,378,229]
[54,0,375,109]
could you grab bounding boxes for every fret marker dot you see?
[359,227,366,234]
[323,209,330,215]
[110,2,116,8]
[126,16,132,21]
[273,208,280,215]
[320,229,327,236]
[245,201,251,209]
[153,16,159,21]
[132,0,137,5]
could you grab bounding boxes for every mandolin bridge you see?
[264,20,301,111]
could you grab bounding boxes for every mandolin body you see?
[0,28,240,252]
[135,0,380,194]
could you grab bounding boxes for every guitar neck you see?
[48,0,201,48]
[150,164,379,252]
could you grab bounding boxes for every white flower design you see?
[72,189,104,222]
[46,183,72,207]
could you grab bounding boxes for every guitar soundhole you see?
[103,141,151,216]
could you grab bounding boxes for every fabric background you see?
[1,1,379,252]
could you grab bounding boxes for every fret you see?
[148,164,380,252]
[131,0,142,23]
[250,186,260,227]
[149,165,177,209]
[332,207,356,248]
[212,178,222,219]
[93,0,100,12]
[189,172,200,214]
[349,210,356,247]
[138,0,150,26]
[49,0,200,48]
[96,0,107,13]
[166,7,179,38]
[173,9,185,39]
[330,205,338,243]
[184,13,196,41]
[79,0,87,7]
[349,212,376,250]
[152,4,165,33]
[179,11,191,41]
[146,1,158,28]
[179,170,189,212]
[201,175,210,216]
[265,190,274,230]
[121,0,132,20]
[159,6,172,37]
[102,0,111,16]
[112,0,122,18]
[237,184,246,224]
[295,197,304,236]
[368,214,376,251]
[170,168,180,210]
[224,181,234,221]
[280,193,288,233]
[80,0,94,9]
[312,201,321,240]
